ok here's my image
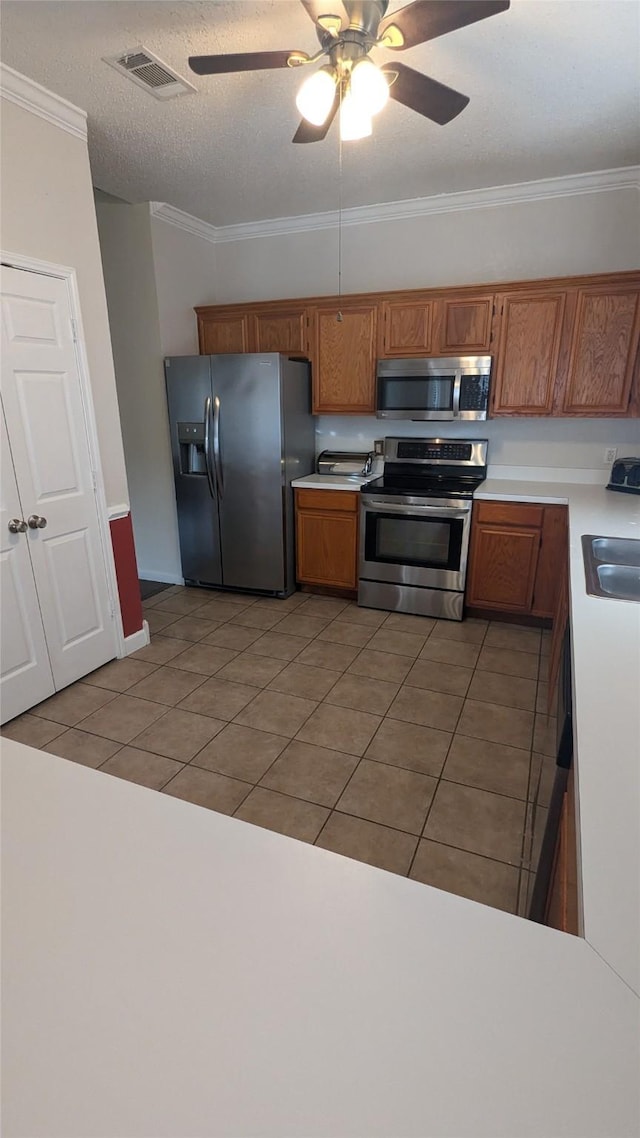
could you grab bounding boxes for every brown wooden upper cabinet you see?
[491,291,567,415]
[436,295,494,354]
[197,304,309,357]
[379,298,434,356]
[250,305,309,356]
[195,271,638,416]
[561,284,640,415]
[311,303,377,414]
[379,294,493,357]
[197,309,250,354]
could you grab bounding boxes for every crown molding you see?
[0,62,87,141]
[149,202,218,245]
[149,166,640,246]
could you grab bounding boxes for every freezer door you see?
[212,354,289,592]
[164,356,222,585]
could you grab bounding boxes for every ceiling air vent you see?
[104,46,196,100]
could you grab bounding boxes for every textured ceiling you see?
[1,0,639,226]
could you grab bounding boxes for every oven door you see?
[359,495,472,591]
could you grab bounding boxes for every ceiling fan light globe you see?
[317,14,342,34]
[295,67,336,126]
[350,59,390,116]
[339,89,372,141]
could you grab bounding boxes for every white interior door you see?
[0,404,55,722]
[0,266,116,694]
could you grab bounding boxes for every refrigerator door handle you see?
[203,396,216,499]
[213,395,224,498]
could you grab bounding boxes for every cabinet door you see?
[435,295,494,354]
[467,523,541,612]
[312,304,377,413]
[198,312,250,354]
[251,307,309,355]
[561,286,640,414]
[380,299,433,357]
[531,506,569,618]
[296,510,358,589]
[491,292,566,414]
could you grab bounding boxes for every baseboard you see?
[138,569,184,585]
[122,620,150,656]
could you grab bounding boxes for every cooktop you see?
[362,475,481,499]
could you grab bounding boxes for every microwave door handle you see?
[203,396,216,499]
[452,372,462,418]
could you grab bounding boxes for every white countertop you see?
[292,473,375,491]
[2,475,639,1137]
[1,739,638,1138]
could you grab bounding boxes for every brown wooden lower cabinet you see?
[545,768,579,935]
[531,506,569,617]
[466,500,568,619]
[295,488,359,591]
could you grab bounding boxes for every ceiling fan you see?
[189,0,510,143]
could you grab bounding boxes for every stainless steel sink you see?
[582,535,640,602]
[590,537,640,567]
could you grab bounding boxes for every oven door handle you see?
[361,497,469,521]
[452,371,462,417]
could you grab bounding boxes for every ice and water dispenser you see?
[178,422,207,475]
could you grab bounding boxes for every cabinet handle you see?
[8,518,27,533]
[27,514,47,529]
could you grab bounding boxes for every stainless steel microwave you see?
[376,356,492,421]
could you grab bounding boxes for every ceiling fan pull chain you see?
[337,82,343,323]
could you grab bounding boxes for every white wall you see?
[212,185,640,303]
[0,96,129,508]
[110,183,640,577]
[150,218,216,355]
[316,416,640,479]
[95,200,182,582]
[208,182,640,473]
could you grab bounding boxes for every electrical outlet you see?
[604,447,618,465]
[374,439,384,455]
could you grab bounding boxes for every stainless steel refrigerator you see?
[164,353,315,597]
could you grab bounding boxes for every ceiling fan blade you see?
[189,51,306,75]
[292,92,339,142]
[380,0,510,50]
[383,62,469,125]
[299,0,348,28]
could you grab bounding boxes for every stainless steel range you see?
[358,437,488,621]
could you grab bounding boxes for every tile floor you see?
[2,586,555,917]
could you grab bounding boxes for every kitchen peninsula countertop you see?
[2,476,639,1137]
[1,737,638,1138]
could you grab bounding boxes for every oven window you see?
[378,375,454,412]
[365,512,464,569]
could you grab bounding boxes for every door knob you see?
[27,514,47,529]
[8,518,27,533]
